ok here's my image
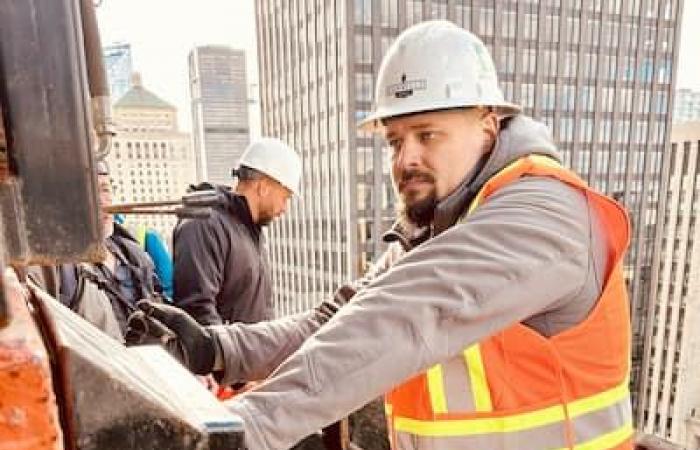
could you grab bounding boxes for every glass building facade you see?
[188,46,251,185]
[638,121,700,446]
[103,42,133,102]
[673,88,700,123]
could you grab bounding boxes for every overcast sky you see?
[96,0,259,134]
[97,1,700,133]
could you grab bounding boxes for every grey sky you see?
[97,1,700,133]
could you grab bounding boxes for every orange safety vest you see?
[384,155,633,450]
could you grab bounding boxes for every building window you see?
[523,13,538,40]
[478,7,494,37]
[564,52,578,78]
[523,48,537,75]
[501,11,516,39]
[354,0,372,26]
[356,73,372,102]
[521,83,535,108]
[497,47,516,75]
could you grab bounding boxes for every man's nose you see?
[395,137,422,170]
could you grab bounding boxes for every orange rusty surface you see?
[0,269,63,450]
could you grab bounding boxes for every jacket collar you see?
[221,189,262,241]
[382,156,485,250]
[383,115,561,251]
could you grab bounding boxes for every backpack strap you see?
[75,263,137,315]
[106,236,153,301]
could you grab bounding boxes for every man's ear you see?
[479,109,499,141]
[256,178,271,197]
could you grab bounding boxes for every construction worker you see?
[59,161,163,341]
[172,138,302,325]
[133,21,633,449]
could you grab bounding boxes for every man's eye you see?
[420,131,436,142]
[388,139,401,151]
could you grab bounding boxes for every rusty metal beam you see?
[0,0,102,265]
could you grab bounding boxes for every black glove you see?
[127,300,216,375]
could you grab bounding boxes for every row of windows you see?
[120,112,172,119]
[114,141,168,149]
[355,37,673,86]
[114,188,172,196]
[352,0,676,28]
[113,161,172,169]
[118,125,174,132]
[113,176,171,185]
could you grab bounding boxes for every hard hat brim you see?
[357,101,521,133]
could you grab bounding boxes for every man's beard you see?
[396,170,438,227]
[257,214,274,227]
[257,205,277,227]
[398,193,438,227]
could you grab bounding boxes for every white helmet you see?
[237,138,302,195]
[358,20,520,132]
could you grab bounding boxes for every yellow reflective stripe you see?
[556,422,634,450]
[426,365,448,413]
[393,380,629,437]
[384,402,393,416]
[134,224,147,248]
[466,196,482,215]
[529,154,563,169]
[395,403,566,436]
[567,377,629,418]
[464,345,492,412]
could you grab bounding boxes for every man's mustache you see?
[398,170,435,191]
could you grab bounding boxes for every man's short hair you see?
[232,165,263,182]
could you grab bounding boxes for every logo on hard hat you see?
[386,73,427,99]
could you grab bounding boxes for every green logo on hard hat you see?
[386,73,427,99]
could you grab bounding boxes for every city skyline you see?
[96,0,259,134]
[103,42,133,102]
[105,75,196,240]
[189,46,251,185]
[96,0,700,135]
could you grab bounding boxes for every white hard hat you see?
[237,138,302,195]
[358,20,520,132]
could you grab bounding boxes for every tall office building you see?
[103,42,133,102]
[637,121,700,447]
[188,46,250,185]
[673,88,700,123]
[106,74,196,240]
[689,416,700,450]
[256,0,683,413]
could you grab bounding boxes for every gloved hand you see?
[126,300,216,375]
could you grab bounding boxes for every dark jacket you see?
[173,188,272,326]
